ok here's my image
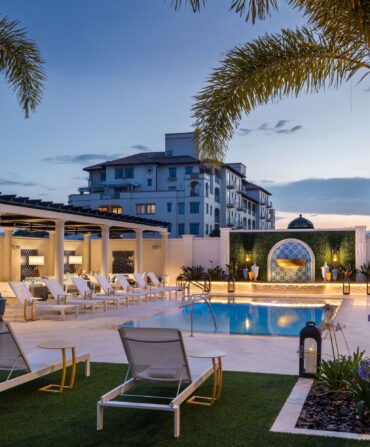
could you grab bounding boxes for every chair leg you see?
[97,403,104,431]
[173,406,180,438]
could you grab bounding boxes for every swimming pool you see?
[124,300,332,336]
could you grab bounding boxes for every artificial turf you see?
[0,363,366,447]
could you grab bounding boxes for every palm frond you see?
[0,16,45,118]
[289,0,370,47]
[230,0,278,22]
[192,27,370,161]
[169,0,206,13]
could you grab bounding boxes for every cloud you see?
[0,178,38,187]
[43,153,122,164]
[238,120,303,136]
[131,144,150,151]
[268,177,370,215]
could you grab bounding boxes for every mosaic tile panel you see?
[112,250,134,274]
[270,240,313,283]
[21,249,38,280]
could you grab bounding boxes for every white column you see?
[54,220,65,285]
[162,232,169,275]
[83,233,91,273]
[101,226,110,276]
[219,227,231,269]
[182,235,193,267]
[48,231,55,276]
[355,226,367,270]
[135,229,143,273]
[2,228,13,281]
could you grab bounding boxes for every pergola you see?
[0,194,169,284]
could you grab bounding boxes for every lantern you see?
[366,280,370,296]
[227,275,235,293]
[299,321,322,378]
[332,249,339,264]
[245,251,251,265]
[343,279,351,295]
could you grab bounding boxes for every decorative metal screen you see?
[112,251,134,274]
[64,250,76,274]
[20,249,38,280]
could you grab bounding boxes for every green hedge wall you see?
[230,231,356,282]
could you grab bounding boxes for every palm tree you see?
[171,1,370,160]
[0,16,45,117]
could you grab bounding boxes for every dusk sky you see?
[0,0,369,228]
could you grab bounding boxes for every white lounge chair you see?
[44,279,107,313]
[115,274,155,303]
[94,275,136,307]
[9,282,78,321]
[133,273,164,301]
[147,272,184,301]
[0,320,90,392]
[97,327,213,438]
[72,277,120,310]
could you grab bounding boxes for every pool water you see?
[124,302,327,336]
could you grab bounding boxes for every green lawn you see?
[0,363,366,447]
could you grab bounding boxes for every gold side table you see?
[38,341,78,393]
[187,349,226,406]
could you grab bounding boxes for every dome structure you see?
[287,214,314,230]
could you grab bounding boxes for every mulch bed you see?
[296,383,370,434]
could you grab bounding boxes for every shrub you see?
[180,265,205,280]
[207,265,225,280]
[347,358,370,418]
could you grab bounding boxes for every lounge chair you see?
[72,277,121,310]
[9,282,79,321]
[147,272,184,301]
[133,273,164,301]
[0,320,90,392]
[44,279,107,313]
[115,274,155,303]
[94,275,138,307]
[97,327,213,438]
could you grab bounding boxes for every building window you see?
[205,224,209,234]
[166,149,173,157]
[210,206,213,216]
[185,166,193,175]
[169,186,177,190]
[98,206,109,213]
[147,178,152,187]
[100,171,106,182]
[168,167,177,179]
[115,167,134,179]
[205,182,209,197]
[111,206,122,215]
[167,202,172,212]
[178,223,185,236]
[206,203,209,214]
[190,202,200,214]
[252,220,256,229]
[178,203,185,214]
[168,223,172,233]
[136,203,156,214]
[189,223,200,235]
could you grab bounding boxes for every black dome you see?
[287,214,314,229]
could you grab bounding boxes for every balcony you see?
[237,206,247,212]
[167,176,177,181]
[227,201,236,208]
[227,183,236,189]
[260,215,266,220]
[267,201,272,208]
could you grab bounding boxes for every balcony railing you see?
[227,183,236,189]
[227,201,236,208]
[267,201,272,208]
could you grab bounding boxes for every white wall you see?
[367,234,370,263]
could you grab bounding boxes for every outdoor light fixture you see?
[28,256,45,277]
[343,278,351,295]
[299,321,322,378]
[245,251,251,264]
[68,255,83,274]
[332,249,339,264]
[227,275,235,293]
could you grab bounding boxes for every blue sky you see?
[0,0,369,227]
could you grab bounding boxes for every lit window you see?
[98,206,109,213]
[111,206,122,215]
[190,202,200,214]
[136,204,156,214]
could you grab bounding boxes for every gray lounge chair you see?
[97,327,213,437]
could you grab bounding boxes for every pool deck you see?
[9,293,370,376]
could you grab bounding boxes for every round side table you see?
[187,349,226,406]
[38,341,78,393]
